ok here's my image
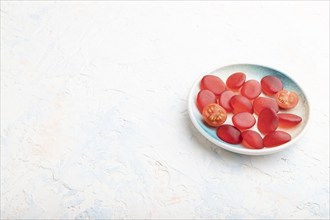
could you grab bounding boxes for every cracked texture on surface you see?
[1,1,329,219]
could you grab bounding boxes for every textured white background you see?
[1,1,329,219]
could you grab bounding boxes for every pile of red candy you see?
[196,72,302,149]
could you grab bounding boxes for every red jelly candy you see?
[241,80,261,100]
[232,112,256,130]
[253,97,279,115]
[200,75,226,96]
[230,95,253,114]
[218,90,235,112]
[261,75,283,96]
[241,130,263,149]
[257,108,279,134]
[217,125,242,144]
[226,72,246,90]
[263,131,291,147]
[278,113,302,128]
[196,89,217,112]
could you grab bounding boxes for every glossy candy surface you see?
[218,90,235,112]
[232,112,256,129]
[261,75,283,96]
[253,97,279,115]
[278,113,302,128]
[241,130,263,149]
[196,89,217,112]
[241,80,261,100]
[217,125,242,144]
[200,75,226,96]
[226,72,246,90]
[263,131,291,147]
[230,95,253,114]
[257,108,279,134]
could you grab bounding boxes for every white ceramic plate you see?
[188,64,310,155]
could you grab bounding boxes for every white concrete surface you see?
[1,1,329,219]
